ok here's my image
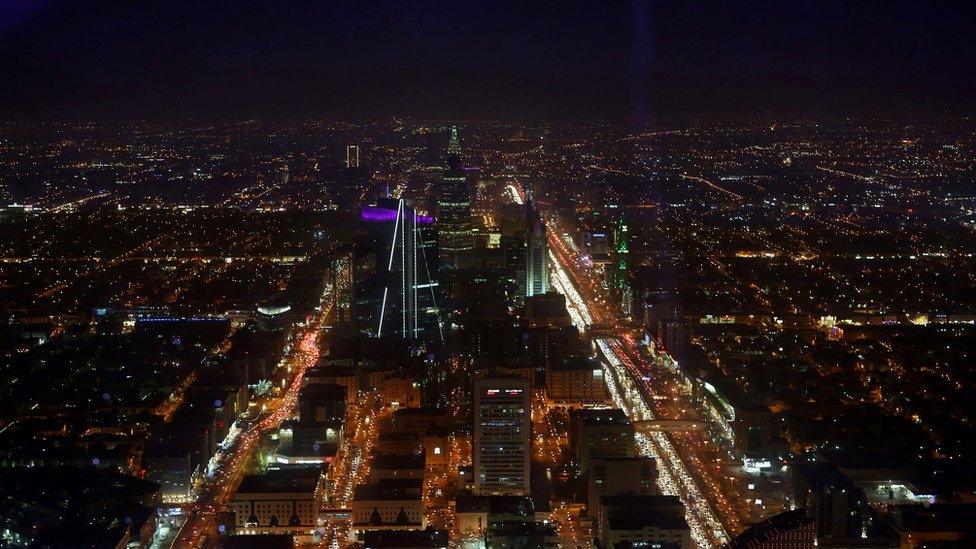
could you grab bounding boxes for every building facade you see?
[524,201,549,298]
[473,378,531,495]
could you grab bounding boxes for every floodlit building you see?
[524,198,549,298]
[230,467,323,537]
[545,356,607,406]
[473,378,531,495]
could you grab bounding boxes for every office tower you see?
[524,200,549,297]
[473,378,531,495]
[346,145,360,169]
[437,126,472,269]
[330,248,354,330]
[359,198,442,341]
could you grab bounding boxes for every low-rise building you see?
[569,408,635,472]
[485,521,559,548]
[598,495,690,549]
[352,478,425,531]
[362,527,449,548]
[727,509,816,548]
[587,456,658,522]
[546,356,607,405]
[230,467,323,536]
[455,495,539,537]
[370,452,426,481]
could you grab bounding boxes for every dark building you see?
[485,521,559,548]
[597,494,690,549]
[791,464,892,547]
[569,408,636,471]
[298,383,346,425]
[889,504,976,548]
[0,468,160,548]
[437,126,472,270]
[362,527,449,548]
[726,509,816,548]
[524,292,571,328]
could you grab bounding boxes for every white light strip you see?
[401,200,406,336]
[387,200,401,271]
[377,287,388,338]
[506,183,525,205]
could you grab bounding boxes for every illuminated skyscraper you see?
[437,126,472,269]
[525,194,549,297]
[473,378,531,495]
[359,199,442,341]
[611,215,628,291]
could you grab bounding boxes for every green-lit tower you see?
[612,215,629,290]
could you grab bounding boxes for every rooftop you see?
[236,467,322,495]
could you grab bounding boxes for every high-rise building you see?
[473,378,531,496]
[437,126,472,269]
[525,200,549,297]
[611,214,629,292]
[330,248,354,330]
[346,145,360,169]
[358,198,442,341]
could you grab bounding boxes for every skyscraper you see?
[346,145,360,169]
[359,198,442,341]
[437,126,472,269]
[525,198,549,297]
[473,378,531,496]
[330,248,354,330]
[611,214,628,291]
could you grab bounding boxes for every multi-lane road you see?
[172,294,334,548]
[540,196,737,547]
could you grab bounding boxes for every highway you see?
[542,206,735,547]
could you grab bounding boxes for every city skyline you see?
[2,3,976,549]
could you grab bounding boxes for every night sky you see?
[1,0,974,121]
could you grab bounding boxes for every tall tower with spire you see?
[437,126,472,269]
[447,126,461,157]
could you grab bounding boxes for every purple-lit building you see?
[358,198,443,341]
